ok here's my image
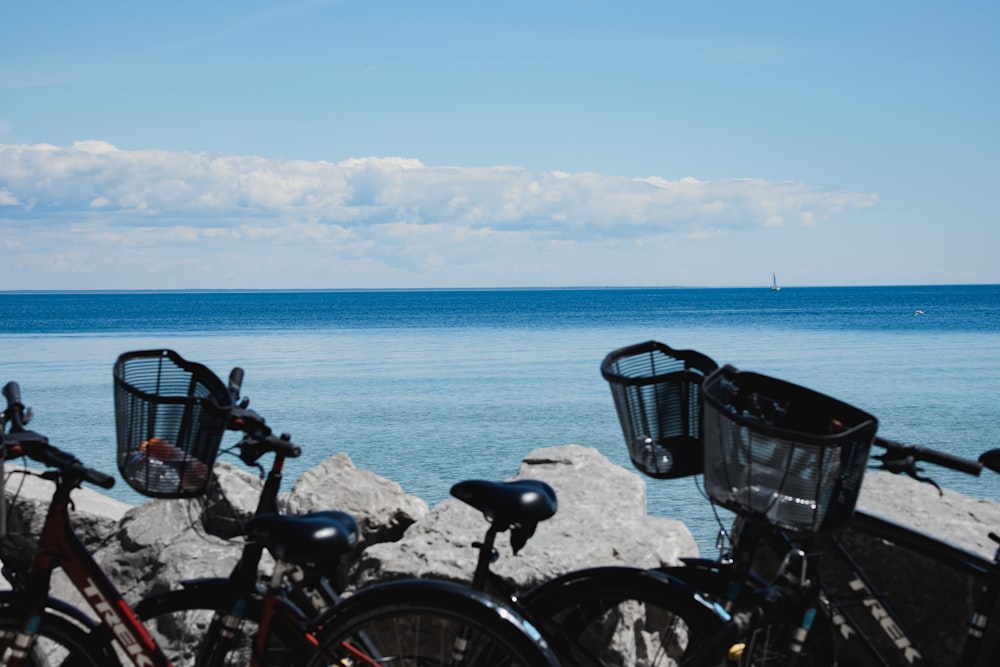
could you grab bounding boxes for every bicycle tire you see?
[0,609,116,667]
[304,578,561,667]
[134,580,298,667]
[519,566,727,667]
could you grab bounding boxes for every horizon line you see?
[2,282,997,295]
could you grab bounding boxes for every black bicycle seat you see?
[450,479,557,527]
[245,512,358,564]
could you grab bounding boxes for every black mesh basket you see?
[701,365,878,533]
[114,350,233,499]
[601,341,719,479]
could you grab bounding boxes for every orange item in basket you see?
[139,437,184,461]
[138,437,211,492]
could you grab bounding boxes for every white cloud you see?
[0,142,876,232]
[0,188,20,206]
[0,141,879,289]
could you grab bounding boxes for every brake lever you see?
[871,454,942,496]
[909,469,942,495]
[237,438,265,468]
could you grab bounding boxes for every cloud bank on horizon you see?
[1,141,877,290]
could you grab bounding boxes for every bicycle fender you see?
[522,565,728,621]
[313,578,561,665]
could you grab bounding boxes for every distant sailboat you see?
[771,273,781,291]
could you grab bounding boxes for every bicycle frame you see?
[824,511,1000,667]
[4,458,351,667]
[683,510,1000,667]
[3,471,170,667]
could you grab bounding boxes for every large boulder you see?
[284,452,429,548]
[93,461,269,603]
[856,470,1000,560]
[282,452,430,591]
[349,445,698,592]
[92,454,429,601]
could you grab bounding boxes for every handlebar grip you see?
[13,439,116,488]
[875,437,982,476]
[2,381,28,432]
[2,381,21,407]
[228,367,244,397]
[915,446,982,476]
[270,434,301,458]
[85,468,116,489]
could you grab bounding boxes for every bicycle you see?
[123,352,354,665]
[444,476,729,666]
[0,351,561,667]
[691,436,1000,667]
[585,340,1000,666]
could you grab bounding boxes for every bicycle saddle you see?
[450,479,557,527]
[245,511,359,564]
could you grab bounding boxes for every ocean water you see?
[1,285,999,554]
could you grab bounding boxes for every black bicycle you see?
[579,339,1000,666]
[445,477,728,666]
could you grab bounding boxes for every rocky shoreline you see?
[4,444,999,615]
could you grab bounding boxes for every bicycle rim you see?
[522,566,726,667]
[0,611,111,667]
[305,580,558,667]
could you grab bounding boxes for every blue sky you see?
[2,1,997,290]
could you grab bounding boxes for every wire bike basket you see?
[701,365,878,533]
[601,341,719,479]
[114,349,233,498]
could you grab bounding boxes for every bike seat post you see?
[471,522,502,592]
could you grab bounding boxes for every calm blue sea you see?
[2,285,999,554]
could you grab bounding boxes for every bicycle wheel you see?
[303,579,560,667]
[134,581,298,667]
[520,566,727,667]
[0,610,115,667]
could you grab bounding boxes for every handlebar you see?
[2,381,116,490]
[223,371,301,464]
[873,436,983,476]
[234,431,301,465]
[871,436,984,494]
[4,438,116,489]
